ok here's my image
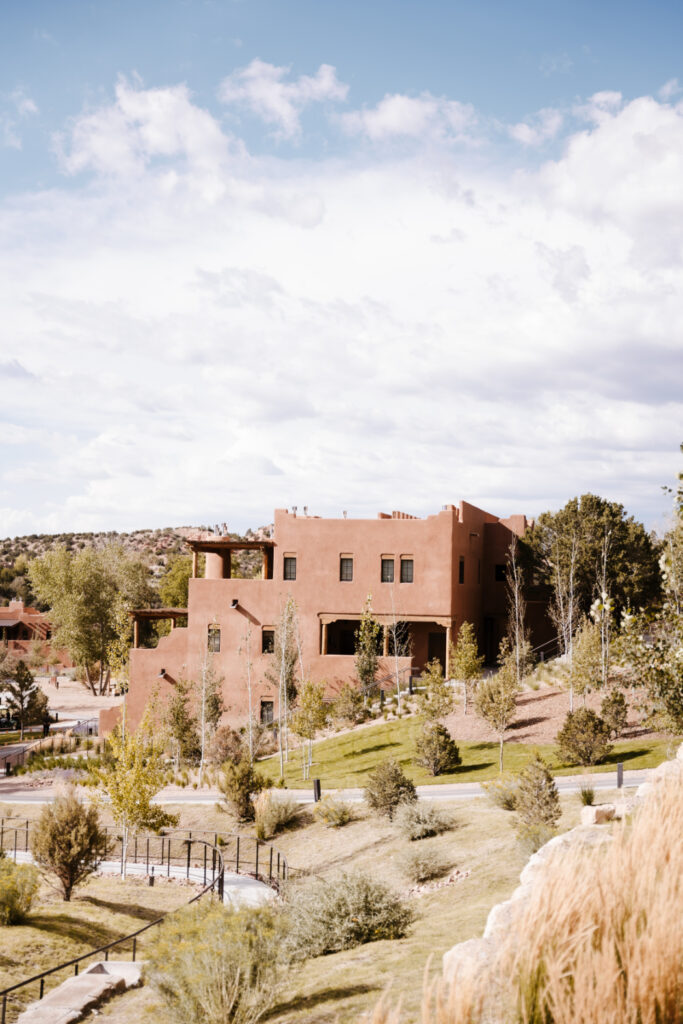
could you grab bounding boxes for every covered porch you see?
[318,613,454,676]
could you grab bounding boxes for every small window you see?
[400,558,414,583]
[283,556,297,581]
[381,558,395,583]
[459,557,465,585]
[495,564,506,582]
[261,629,274,654]
[260,700,274,725]
[340,556,353,582]
[207,625,221,652]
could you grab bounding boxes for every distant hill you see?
[0,524,273,607]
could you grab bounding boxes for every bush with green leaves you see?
[31,790,108,901]
[393,800,452,841]
[146,901,283,1024]
[600,690,628,739]
[414,721,461,776]
[0,859,39,924]
[334,681,369,724]
[253,790,299,840]
[580,785,595,806]
[284,872,413,959]
[556,708,613,766]
[481,774,519,811]
[218,756,269,821]
[400,844,452,883]
[364,758,417,820]
[312,794,353,828]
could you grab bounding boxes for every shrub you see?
[312,794,353,828]
[580,784,595,806]
[364,759,417,819]
[401,845,452,883]
[0,860,39,924]
[482,774,519,811]
[394,800,452,841]
[31,790,108,901]
[284,872,413,959]
[414,722,461,776]
[516,822,556,857]
[146,900,283,1024]
[206,725,243,766]
[218,757,269,821]
[600,690,628,739]
[334,682,368,724]
[253,790,299,840]
[515,756,561,830]
[556,708,613,766]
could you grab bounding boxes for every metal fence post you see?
[134,836,138,864]
[25,819,29,851]
[39,978,44,999]
[235,836,240,874]
[132,937,137,962]
[203,843,207,884]
[255,840,259,879]
[167,839,171,876]
[186,840,191,879]
[617,762,624,789]
[146,837,150,874]
[269,846,273,882]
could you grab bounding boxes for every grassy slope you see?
[81,789,631,1024]
[0,874,198,1018]
[258,716,671,789]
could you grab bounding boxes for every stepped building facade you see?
[101,502,552,734]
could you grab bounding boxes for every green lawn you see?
[259,717,672,789]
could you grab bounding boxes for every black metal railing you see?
[0,835,226,1024]
[0,820,287,887]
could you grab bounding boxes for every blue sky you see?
[0,1,682,535]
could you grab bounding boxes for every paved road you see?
[0,767,649,805]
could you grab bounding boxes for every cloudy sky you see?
[1,0,682,537]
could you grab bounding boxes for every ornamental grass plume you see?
[365,774,683,1023]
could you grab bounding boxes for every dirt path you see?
[36,672,123,722]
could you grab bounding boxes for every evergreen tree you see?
[417,659,454,721]
[2,660,46,740]
[354,596,380,698]
[31,791,108,901]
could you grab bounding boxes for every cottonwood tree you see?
[571,618,603,706]
[354,596,380,699]
[506,538,533,687]
[474,639,519,772]
[196,655,224,787]
[291,680,329,780]
[31,791,108,901]
[164,680,201,767]
[449,620,484,714]
[266,597,300,777]
[93,707,177,878]
[29,545,155,694]
[417,659,454,722]
[2,660,47,739]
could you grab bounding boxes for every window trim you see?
[283,555,297,581]
[207,624,221,653]
[400,557,414,583]
[339,555,354,582]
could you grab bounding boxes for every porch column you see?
[192,550,198,578]
[383,626,389,657]
[445,624,452,677]
[262,549,268,579]
[170,617,175,631]
[321,622,328,655]
[132,617,139,649]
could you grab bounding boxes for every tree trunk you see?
[84,665,96,696]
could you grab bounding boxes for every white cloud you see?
[508,107,563,146]
[1,87,38,149]
[340,91,477,142]
[539,53,573,77]
[659,77,681,101]
[218,60,348,140]
[574,90,623,123]
[0,84,682,535]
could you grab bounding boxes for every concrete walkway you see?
[11,850,274,908]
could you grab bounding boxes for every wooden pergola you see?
[185,538,274,579]
[129,608,187,648]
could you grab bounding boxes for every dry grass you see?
[0,873,199,1020]
[371,778,683,1024]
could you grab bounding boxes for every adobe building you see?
[101,502,552,735]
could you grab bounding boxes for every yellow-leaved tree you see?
[94,705,177,878]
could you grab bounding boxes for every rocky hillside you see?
[0,524,273,606]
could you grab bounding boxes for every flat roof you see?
[186,539,274,552]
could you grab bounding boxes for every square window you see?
[260,700,274,725]
[400,558,414,583]
[459,557,465,585]
[381,558,394,583]
[284,556,297,581]
[495,564,506,582]
[340,556,353,581]
[261,629,274,654]
[207,625,221,652]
